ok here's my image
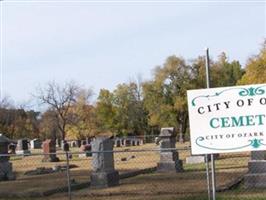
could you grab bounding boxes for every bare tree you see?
[36,81,81,140]
[0,95,13,109]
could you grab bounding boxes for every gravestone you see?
[62,140,69,152]
[42,139,59,162]
[251,151,265,160]
[8,143,16,154]
[70,141,76,148]
[186,155,206,164]
[114,139,121,147]
[125,139,131,147]
[56,139,60,148]
[61,140,69,150]
[131,140,136,146]
[30,138,42,149]
[186,154,217,164]
[244,151,266,188]
[86,137,91,145]
[155,137,160,145]
[0,134,16,181]
[16,139,30,155]
[157,127,183,172]
[118,139,121,147]
[79,143,92,157]
[90,136,119,188]
[77,140,81,147]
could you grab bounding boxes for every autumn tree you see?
[143,56,193,142]
[0,96,13,109]
[96,81,148,136]
[238,41,266,84]
[36,81,86,140]
[95,89,116,133]
[191,53,243,88]
[66,89,96,140]
[211,52,243,87]
[113,82,148,136]
[0,107,40,139]
[39,110,59,140]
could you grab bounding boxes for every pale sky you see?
[0,0,265,109]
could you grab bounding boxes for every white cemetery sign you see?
[187,84,266,155]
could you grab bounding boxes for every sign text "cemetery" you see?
[187,84,266,155]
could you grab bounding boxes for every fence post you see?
[63,141,72,200]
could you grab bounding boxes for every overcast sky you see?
[1,0,265,109]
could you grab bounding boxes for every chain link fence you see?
[0,139,265,200]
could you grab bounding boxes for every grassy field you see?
[0,142,260,200]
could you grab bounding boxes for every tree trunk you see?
[178,124,184,143]
[181,114,188,142]
[177,112,188,143]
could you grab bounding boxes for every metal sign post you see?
[205,48,216,200]
[205,154,211,200]
[210,154,216,200]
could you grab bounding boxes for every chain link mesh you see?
[0,139,265,200]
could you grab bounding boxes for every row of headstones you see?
[63,137,145,149]
[7,138,93,154]
[44,139,93,161]
[8,139,34,155]
[56,138,92,148]
[2,132,266,189]
[8,138,46,154]
[9,139,62,162]
[0,128,179,182]
[10,137,145,153]
[113,138,144,147]
[8,138,54,156]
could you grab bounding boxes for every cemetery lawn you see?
[0,143,253,199]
